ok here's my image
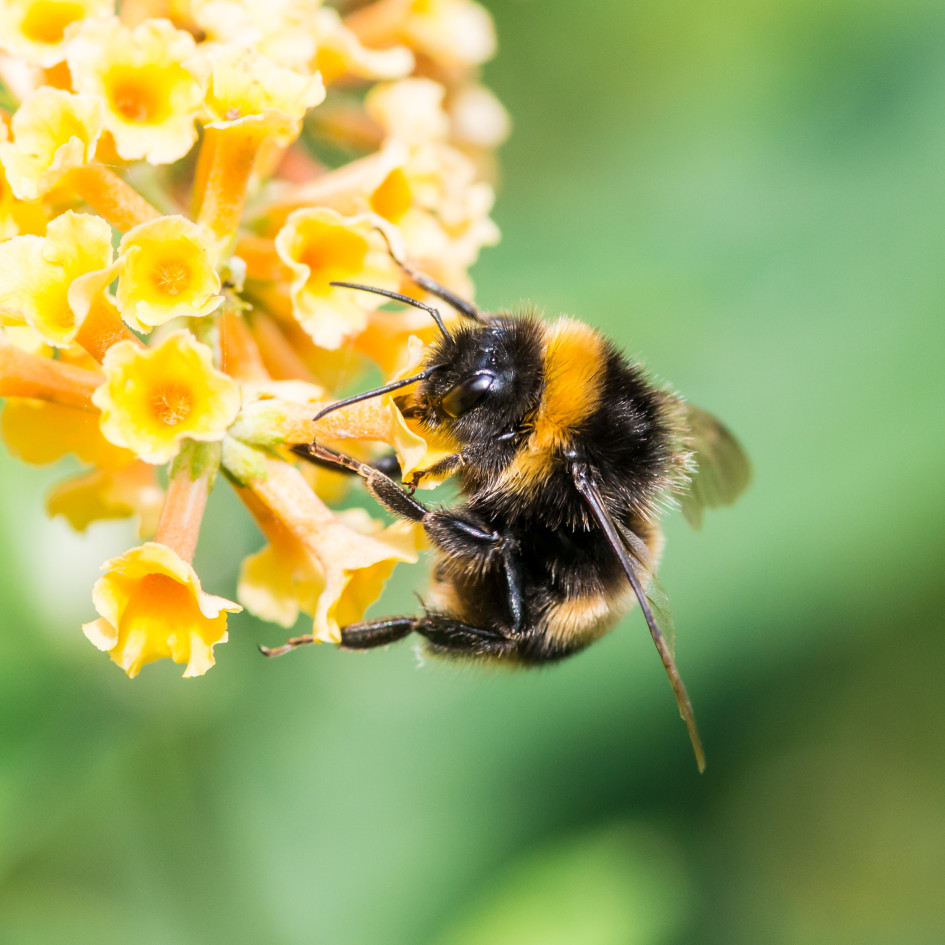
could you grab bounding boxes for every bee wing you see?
[680,404,751,529]
[571,463,706,772]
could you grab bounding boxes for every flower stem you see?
[75,295,142,363]
[67,164,162,232]
[0,342,102,408]
[194,126,261,247]
[219,309,270,381]
[155,441,220,564]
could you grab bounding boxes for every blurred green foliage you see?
[2,1,944,943]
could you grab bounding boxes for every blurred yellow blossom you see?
[0,210,114,346]
[275,208,401,349]
[191,0,322,69]
[0,0,112,67]
[47,462,164,536]
[0,0,505,677]
[402,0,496,69]
[0,88,103,201]
[345,0,496,71]
[83,541,241,677]
[93,330,240,464]
[67,17,203,163]
[1,398,133,468]
[187,43,325,130]
[311,6,414,83]
[365,79,500,267]
[367,77,450,146]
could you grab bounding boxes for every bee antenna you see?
[373,227,485,323]
[330,281,454,341]
[310,363,447,423]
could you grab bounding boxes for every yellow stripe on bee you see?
[498,320,606,495]
[543,583,635,647]
[533,319,605,447]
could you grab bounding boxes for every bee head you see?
[417,316,544,441]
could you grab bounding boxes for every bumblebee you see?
[264,260,750,770]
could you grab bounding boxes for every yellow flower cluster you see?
[0,0,506,677]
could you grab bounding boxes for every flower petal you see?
[93,330,241,465]
[83,541,240,677]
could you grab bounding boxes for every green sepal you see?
[227,400,290,450]
[169,439,221,487]
[221,435,270,486]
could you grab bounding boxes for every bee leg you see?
[339,617,416,649]
[404,451,464,492]
[300,442,429,522]
[413,614,520,658]
[261,617,416,658]
[291,444,402,480]
[501,549,526,634]
[424,512,526,633]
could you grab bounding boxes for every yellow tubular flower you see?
[188,43,325,131]
[0,0,112,67]
[0,210,114,346]
[345,0,496,71]
[1,150,39,241]
[0,89,103,201]
[239,511,419,632]
[274,208,401,349]
[311,6,414,84]
[1,399,134,469]
[83,542,241,677]
[0,334,103,408]
[66,17,203,164]
[114,216,223,331]
[237,459,420,638]
[47,462,164,536]
[191,0,320,70]
[93,330,241,465]
[186,43,325,243]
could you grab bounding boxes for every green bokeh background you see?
[2,1,944,942]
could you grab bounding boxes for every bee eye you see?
[440,372,495,418]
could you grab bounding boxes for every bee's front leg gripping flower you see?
[235,457,420,640]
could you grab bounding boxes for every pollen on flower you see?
[149,383,194,426]
[151,260,191,298]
